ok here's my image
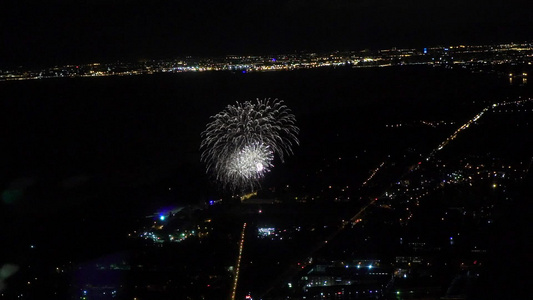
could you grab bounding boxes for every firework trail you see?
[201,98,299,192]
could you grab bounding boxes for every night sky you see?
[1,0,531,67]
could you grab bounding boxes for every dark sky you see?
[1,0,531,67]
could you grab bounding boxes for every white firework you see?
[224,142,274,191]
[201,98,299,192]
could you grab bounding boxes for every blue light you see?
[209,200,214,205]
[423,47,428,54]
[272,58,277,62]
[242,70,246,73]
[368,265,372,269]
[159,215,165,221]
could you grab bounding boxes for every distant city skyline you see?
[2,40,531,81]
[1,0,531,67]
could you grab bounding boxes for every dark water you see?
[0,65,530,262]
[1,65,523,173]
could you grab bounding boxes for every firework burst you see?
[201,98,299,192]
[224,142,274,191]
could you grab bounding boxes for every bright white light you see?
[201,98,299,192]
[225,142,274,190]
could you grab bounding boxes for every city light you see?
[3,34,532,300]
[3,41,532,82]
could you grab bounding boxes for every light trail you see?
[231,223,247,300]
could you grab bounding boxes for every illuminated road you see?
[362,161,386,186]
[259,195,379,299]
[427,98,533,161]
[427,107,489,160]
[260,98,533,299]
[231,223,247,300]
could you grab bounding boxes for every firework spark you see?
[201,98,299,192]
[224,142,274,191]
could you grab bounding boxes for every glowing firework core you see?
[226,142,274,186]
